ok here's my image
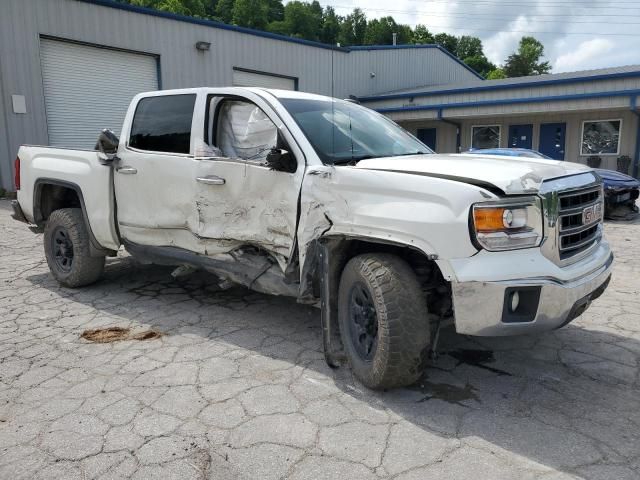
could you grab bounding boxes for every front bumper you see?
[450,245,613,336]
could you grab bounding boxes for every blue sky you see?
[301,0,640,72]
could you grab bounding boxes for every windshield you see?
[279,97,432,165]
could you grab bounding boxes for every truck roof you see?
[136,87,339,102]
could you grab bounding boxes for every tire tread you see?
[43,208,105,288]
[338,253,431,389]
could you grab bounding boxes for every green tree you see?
[267,0,284,22]
[395,24,413,44]
[503,36,551,77]
[434,32,458,55]
[214,0,234,22]
[156,0,207,16]
[271,1,320,40]
[364,16,397,45]
[456,36,483,60]
[320,6,341,45]
[486,68,507,80]
[232,0,269,29]
[124,0,160,7]
[463,54,496,78]
[411,24,433,44]
[204,0,218,18]
[338,8,367,46]
[309,1,324,39]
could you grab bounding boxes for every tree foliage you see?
[338,8,367,46]
[116,0,552,79]
[411,24,434,45]
[486,68,507,80]
[503,36,552,77]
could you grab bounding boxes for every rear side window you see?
[129,94,196,154]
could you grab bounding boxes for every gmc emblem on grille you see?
[582,203,603,225]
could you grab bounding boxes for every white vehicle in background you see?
[11,88,613,389]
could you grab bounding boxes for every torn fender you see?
[297,165,494,285]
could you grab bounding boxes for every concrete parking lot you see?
[1,198,639,480]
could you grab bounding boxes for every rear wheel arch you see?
[34,180,82,223]
[33,179,112,256]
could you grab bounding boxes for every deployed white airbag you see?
[217,101,277,162]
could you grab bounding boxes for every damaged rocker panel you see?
[123,241,299,298]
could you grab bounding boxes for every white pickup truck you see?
[12,87,613,389]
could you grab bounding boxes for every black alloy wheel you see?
[51,226,74,272]
[347,282,379,361]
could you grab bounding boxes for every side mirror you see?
[96,129,120,164]
[266,148,296,173]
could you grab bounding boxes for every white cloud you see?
[553,38,615,73]
[301,0,640,72]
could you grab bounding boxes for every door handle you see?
[117,166,138,175]
[196,175,225,185]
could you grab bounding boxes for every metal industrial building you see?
[360,67,640,176]
[1,0,639,191]
[0,0,480,191]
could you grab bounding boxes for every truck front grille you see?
[557,186,603,260]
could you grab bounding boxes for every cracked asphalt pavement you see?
[1,199,639,479]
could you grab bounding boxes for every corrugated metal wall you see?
[0,0,478,190]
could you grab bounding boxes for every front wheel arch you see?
[314,236,452,378]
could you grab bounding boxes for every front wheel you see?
[43,208,105,288]
[338,253,431,389]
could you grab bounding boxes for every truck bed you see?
[15,145,120,250]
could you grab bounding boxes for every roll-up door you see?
[40,38,158,148]
[232,69,296,90]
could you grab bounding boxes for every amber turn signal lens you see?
[474,207,506,232]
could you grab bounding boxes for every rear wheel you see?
[338,253,431,389]
[44,208,105,288]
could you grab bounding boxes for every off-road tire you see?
[44,208,105,288]
[338,253,431,389]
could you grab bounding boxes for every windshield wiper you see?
[395,151,428,156]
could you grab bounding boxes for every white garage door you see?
[233,69,296,90]
[40,39,158,148]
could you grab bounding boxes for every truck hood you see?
[355,154,592,195]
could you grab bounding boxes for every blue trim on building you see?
[360,70,640,102]
[349,45,441,50]
[374,89,640,113]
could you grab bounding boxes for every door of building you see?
[508,124,533,149]
[417,128,437,152]
[40,38,158,148]
[539,123,566,160]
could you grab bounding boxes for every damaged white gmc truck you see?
[12,88,613,389]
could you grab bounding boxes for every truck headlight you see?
[471,197,543,251]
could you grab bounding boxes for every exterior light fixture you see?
[195,41,211,51]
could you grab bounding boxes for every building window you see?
[581,119,621,156]
[129,94,196,154]
[471,125,501,149]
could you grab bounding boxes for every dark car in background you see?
[464,148,640,220]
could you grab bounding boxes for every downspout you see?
[631,95,640,179]
[437,109,462,153]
